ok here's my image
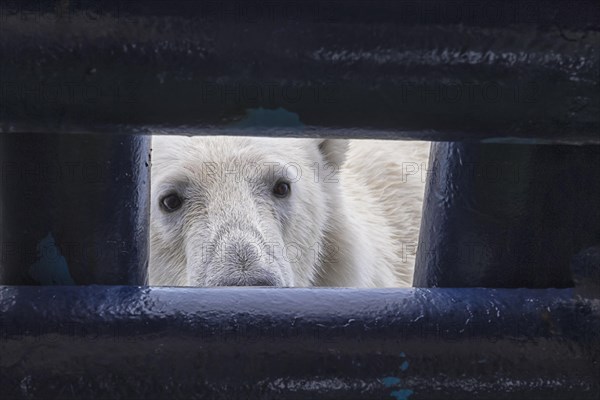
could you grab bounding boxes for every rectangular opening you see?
[149,134,431,288]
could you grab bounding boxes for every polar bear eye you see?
[273,181,291,198]
[160,193,183,212]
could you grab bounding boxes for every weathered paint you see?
[28,233,75,285]
[415,142,600,288]
[0,134,150,285]
[0,286,598,399]
[0,0,598,142]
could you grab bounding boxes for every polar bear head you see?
[149,135,348,287]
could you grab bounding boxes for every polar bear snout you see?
[196,228,287,287]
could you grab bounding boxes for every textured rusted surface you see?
[0,0,598,142]
[0,286,598,399]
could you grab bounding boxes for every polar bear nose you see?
[216,270,279,287]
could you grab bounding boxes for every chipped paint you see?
[28,232,75,285]
[381,352,413,399]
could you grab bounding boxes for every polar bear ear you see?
[317,139,349,168]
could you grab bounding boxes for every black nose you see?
[216,271,279,287]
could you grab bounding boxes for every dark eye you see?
[161,193,183,211]
[273,181,291,198]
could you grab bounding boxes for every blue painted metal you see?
[0,134,150,285]
[414,143,600,288]
[0,1,598,399]
[0,0,598,142]
[0,286,598,399]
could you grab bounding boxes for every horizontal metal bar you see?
[1,0,598,142]
[1,286,598,399]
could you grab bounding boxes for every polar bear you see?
[149,136,429,287]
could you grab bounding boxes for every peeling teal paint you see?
[381,377,402,387]
[28,233,76,285]
[400,360,409,371]
[390,389,414,400]
[380,352,413,399]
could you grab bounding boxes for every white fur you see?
[149,136,430,287]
